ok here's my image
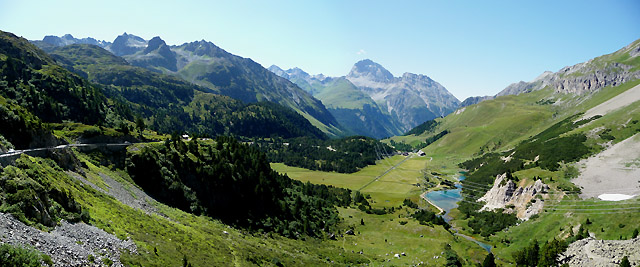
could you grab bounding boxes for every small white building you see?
[417,150,426,156]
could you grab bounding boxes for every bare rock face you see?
[543,62,640,95]
[561,237,640,267]
[477,173,549,220]
[496,40,640,97]
[463,39,640,107]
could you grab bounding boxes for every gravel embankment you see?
[0,213,136,266]
[573,133,640,199]
[67,171,159,216]
[561,236,640,266]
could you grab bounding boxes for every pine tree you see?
[482,252,496,267]
[619,256,630,267]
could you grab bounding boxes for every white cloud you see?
[356,49,367,55]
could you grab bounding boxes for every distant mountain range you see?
[34,33,344,137]
[269,60,460,138]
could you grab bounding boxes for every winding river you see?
[423,174,493,252]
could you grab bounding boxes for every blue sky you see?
[2,0,639,100]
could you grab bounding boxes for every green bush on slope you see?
[0,155,88,228]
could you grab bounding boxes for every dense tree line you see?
[512,239,568,267]
[412,209,450,229]
[126,136,352,238]
[404,119,439,136]
[390,130,449,152]
[256,136,392,173]
[467,209,518,237]
[0,96,54,149]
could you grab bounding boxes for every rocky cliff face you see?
[127,36,177,71]
[462,39,640,107]
[477,173,549,220]
[41,34,111,48]
[497,40,640,96]
[109,33,147,56]
[460,95,494,107]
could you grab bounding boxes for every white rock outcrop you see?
[477,173,549,220]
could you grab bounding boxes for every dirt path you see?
[573,133,640,199]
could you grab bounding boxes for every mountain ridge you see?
[461,39,640,107]
[271,60,461,137]
[268,64,405,138]
[346,59,460,131]
[33,33,345,137]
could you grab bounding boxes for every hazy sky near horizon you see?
[2,0,639,100]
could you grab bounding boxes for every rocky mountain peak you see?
[181,40,227,57]
[110,33,146,56]
[400,72,434,83]
[268,65,287,78]
[288,67,311,79]
[40,34,107,48]
[143,36,167,54]
[347,59,394,83]
[533,71,553,82]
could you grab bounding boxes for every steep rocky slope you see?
[0,212,137,267]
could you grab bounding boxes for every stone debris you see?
[67,171,159,216]
[0,212,137,267]
[561,237,640,267]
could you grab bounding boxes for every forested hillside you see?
[0,31,116,126]
[48,44,327,139]
[127,136,351,238]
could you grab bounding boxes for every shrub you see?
[0,243,43,267]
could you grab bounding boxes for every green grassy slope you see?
[390,88,558,158]
[316,78,403,138]
[1,153,369,266]
[315,78,379,110]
